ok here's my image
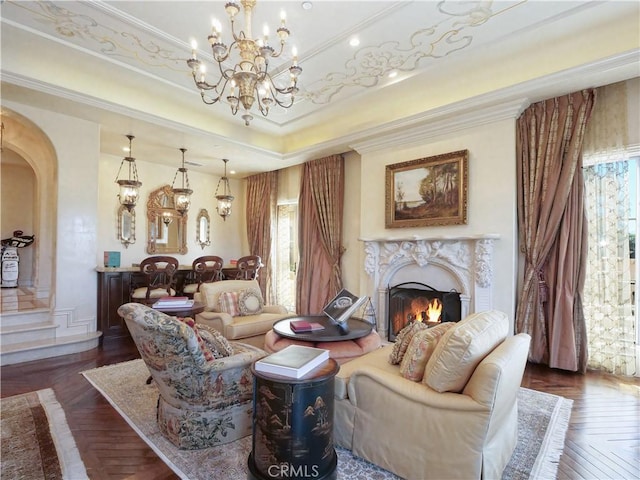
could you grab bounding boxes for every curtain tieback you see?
[537,269,548,303]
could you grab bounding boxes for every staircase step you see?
[0,308,51,327]
[0,332,103,366]
[0,321,58,345]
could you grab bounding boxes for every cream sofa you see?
[194,279,291,348]
[333,310,531,480]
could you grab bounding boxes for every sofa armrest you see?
[262,305,289,315]
[348,365,485,412]
[195,311,233,334]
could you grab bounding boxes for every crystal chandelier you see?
[171,148,193,215]
[186,0,302,126]
[115,135,142,211]
[215,159,234,221]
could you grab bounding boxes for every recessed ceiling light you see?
[301,1,313,10]
[349,37,360,47]
[388,70,398,78]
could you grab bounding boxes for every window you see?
[274,204,298,312]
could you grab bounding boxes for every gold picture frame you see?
[385,150,468,228]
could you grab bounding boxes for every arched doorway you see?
[1,107,57,304]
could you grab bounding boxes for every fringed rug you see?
[1,388,87,480]
[82,359,572,480]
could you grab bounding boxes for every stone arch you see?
[1,107,57,303]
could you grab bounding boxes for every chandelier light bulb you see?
[186,0,301,126]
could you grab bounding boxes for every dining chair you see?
[182,255,224,297]
[130,256,179,305]
[235,255,262,280]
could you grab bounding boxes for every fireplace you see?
[387,282,461,341]
[360,235,498,340]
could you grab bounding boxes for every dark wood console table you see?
[248,358,339,480]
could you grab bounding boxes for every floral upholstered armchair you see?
[117,302,266,450]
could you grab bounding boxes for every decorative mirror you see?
[196,208,211,249]
[118,205,136,248]
[147,185,188,254]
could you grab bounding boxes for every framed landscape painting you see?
[385,150,468,228]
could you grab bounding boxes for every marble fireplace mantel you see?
[359,234,500,339]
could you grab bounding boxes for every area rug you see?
[1,388,88,480]
[82,359,572,480]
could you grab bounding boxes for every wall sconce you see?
[115,135,142,211]
[171,147,193,216]
[162,211,173,226]
[215,158,234,221]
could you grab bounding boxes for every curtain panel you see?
[246,171,277,304]
[516,90,595,372]
[296,155,345,315]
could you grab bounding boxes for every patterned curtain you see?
[583,162,636,375]
[582,81,636,375]
[516,90,595,372]
[246,171,278,303]
[296,155,345,315]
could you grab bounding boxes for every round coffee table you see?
[273,315,373,342]
[267,316,381,365]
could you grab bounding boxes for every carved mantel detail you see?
[360,235,499,338]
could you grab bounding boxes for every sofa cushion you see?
[197,323,234,358]
[334,344,396,400]
[423,310,509,393]
[388,321,429,365]
[238,287,264,316]
[399,322,455,381]
[224,313,285,340]
[177,316,215,362]
[219,291,240,316]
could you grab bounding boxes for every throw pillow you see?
[399,322,455,381]
[197,323,234,358]
[388,321,429,365]
[423,310,509,393]
[177,317,215,362]
[238,287,264,316]
[218,291,240,316]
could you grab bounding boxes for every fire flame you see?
[425,298,442,323]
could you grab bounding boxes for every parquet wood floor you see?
[1,339,638,479]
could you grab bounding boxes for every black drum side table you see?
[248,358,339,480]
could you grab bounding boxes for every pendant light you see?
[171,148,193,216]
[215,159,234,221]
[115,135,142,211]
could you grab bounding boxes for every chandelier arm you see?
[114,158,128,183]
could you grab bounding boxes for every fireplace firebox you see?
[387,282,461,341]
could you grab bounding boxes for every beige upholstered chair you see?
[333,310,531,480]
[182,255,224,297]
[130,256,179,305]
[117,302,266,449]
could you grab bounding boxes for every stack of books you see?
[152,296,194,309]
[254,345,330,379]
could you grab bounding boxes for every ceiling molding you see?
[1,72,283,162]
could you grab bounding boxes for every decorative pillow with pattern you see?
[218,291,240,316]
[197,323,234,358]
[177,316,214,362]
[238,287,264,316]
[399,322,455,381]
[388,321,429,365]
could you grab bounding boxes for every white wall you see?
[351,118,519,323]
[4,100,100,334]
[97,154,246,267]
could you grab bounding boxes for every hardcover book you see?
[290,320,325,333]
[254,345,330,379]
[152,297,193,308]
[323,288,367,323]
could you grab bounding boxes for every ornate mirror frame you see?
[147,185,188,254]
[117,205,136,248]
[196,208,211,249]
